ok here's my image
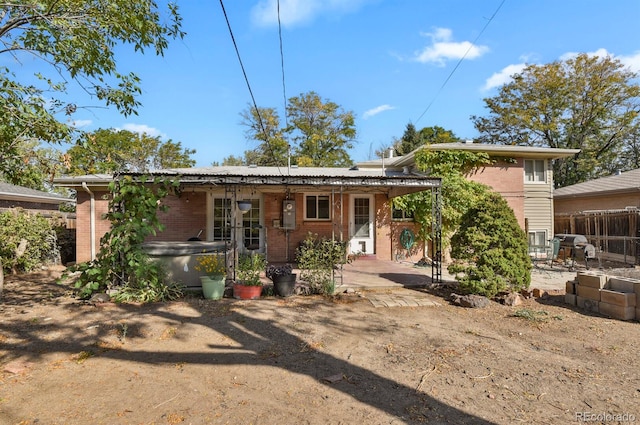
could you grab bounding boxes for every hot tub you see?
[142,241,231,290]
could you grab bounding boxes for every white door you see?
[349,195,374,255]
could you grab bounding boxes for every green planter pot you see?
[200,275,226,300]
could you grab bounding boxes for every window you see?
[528,230,547,252]
[524,159,545,183]
[242,199,261,250]
[212,198,231,241]
[392,207,414,221]
[305,194,330,220]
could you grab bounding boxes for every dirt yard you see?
[1,266,639,425]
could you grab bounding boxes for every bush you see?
[0,209,58,273]
[448,192,531,297]
[296,233,348,295]
[67,175,183,302]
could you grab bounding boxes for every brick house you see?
[54,167,441,279]
[358,142,579,250]
[0,182,73,215]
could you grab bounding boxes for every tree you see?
[448,191,531,297]
[239,106,289,166]
[473,54,640,188]
[65,129,195,175]
[392,147,494,259]
[240,91,356,167]
[391,124,460,157]
[0,1,184,180]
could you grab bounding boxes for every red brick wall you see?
[466,159,526,228]
[150,193,207,241]
[375,194,426,262]
[75,190,111,263]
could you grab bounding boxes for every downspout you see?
[82,182,96,261]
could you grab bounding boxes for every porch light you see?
[237,200,252,213]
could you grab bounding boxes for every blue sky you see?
[62,0,640,167]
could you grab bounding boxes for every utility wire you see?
[415,0,506,125]
[218,0,283,173]
[277,0,288,128]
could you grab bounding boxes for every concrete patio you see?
[331,256,577,293]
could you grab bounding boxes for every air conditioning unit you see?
[282,200,296,229]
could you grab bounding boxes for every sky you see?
[46,0,640,167]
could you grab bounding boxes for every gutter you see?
[82,182,96,261]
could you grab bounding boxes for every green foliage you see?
[65,129,195,175]
[235,91,356,167]
[0,0,184,184]
[448,192,531,297]
[296,233,348,295]
[68,175,183,302]
[473,54,640,187]
[393,124,460,156]
[0,209,58,273]
[393,147,493,245]
[236,253,266,286]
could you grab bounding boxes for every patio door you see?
[349,195,374,255]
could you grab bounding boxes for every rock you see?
[503,292,523,306]
[520,289,533,299]
[89,293,111,304]
[532,288,547,298]
[450,293,490,308]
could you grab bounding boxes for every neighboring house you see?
[358,142,580,249]
[0,181,73,216]
[554,169,640,264]
[54,167,441,273]
[554,169,640,214]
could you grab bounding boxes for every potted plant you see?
[234,253,266,300]
[266,263,296,297]
[194,254,226,300]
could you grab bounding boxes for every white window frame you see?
[528,230,547,253]
[304,193,331,221]
[391,206,414,222]
[524,159,546,183]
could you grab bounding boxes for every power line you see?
[218,0,283,172]
[415,0,506,125]
[277,0,288,128]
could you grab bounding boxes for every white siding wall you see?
[524,160,555,241]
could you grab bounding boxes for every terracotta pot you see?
[200,275,225,300]
[233,283,262,300]
[272,273,296,297]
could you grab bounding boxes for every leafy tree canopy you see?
[473,53,640,187]
[233,91,356,167]
[0,0,184,183]
[65,128,195,175]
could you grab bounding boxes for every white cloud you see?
[561,48,640,72]
[413,27,489,66]
[482,63,527,91]
[619,51,640,72]
[251,0,369,28]
[70,119,92,128]
[362,104,395,120]
[120,123,166,138]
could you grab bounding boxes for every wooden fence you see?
[554,208,640,265]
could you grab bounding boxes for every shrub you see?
[67,175,183,302]
[448,192,531,297]
[0,209,58,273]
[296,233,348,295]
[236,253,266,286]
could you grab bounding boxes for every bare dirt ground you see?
[1,266,639,425]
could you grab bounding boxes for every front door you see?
[349,195,374,255]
